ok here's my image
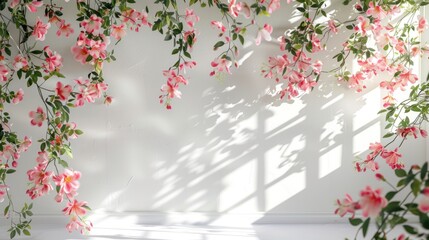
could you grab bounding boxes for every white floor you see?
[0,224,360,240]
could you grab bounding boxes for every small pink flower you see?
[381,148,403,169]
[211,57,232,75]
[366,2,386,19]
[63,199,88,216]
[56,20,74,37]
[420,129,428,138]
[418,16,427,33]
[12,88,24,104]
[255,24,272,46]
[359,186,387,218]
[53,169,81,202]
[71,45,89,64]
[369,142,384,155]
[185,9,200,29]
[0,64,9,82]
[335,194,360,217]
[81,14,103,34]
[211,21,226,33]
[18,136,32,153]
[161,82,182,99]
[9,0,19,8]
[29,107,46,127]
[111,23,127,40]
[268,0,281,13]
[0,185,8,203]
[43,46,63,72]
[328,20,338,34]
[13,54,28,70]
[36,151,49,167]
[375,173,384,181]
[55,81,72,101]
[32,18,50,41]
[419,196,429,213]
[354,16,371,36]
[26,0,43,12]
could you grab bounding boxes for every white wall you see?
[8,1,427,224]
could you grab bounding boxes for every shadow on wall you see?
[73,0,423,231]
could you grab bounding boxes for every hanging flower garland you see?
[0,0,428,238]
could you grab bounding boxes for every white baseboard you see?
[0,212,419,227]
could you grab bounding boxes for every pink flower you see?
[0,185,8,203]
[18,136,32,153]
[335,194,360,217]
[381,148,403,169]
[111,23,126,40]
[0,64,9,82]
[419,196,429,213]
[26,165,53,199]
[36,151,49,167]
[1,145,20,160]
[354,16,371,36]
[211,21,226,33]
[12,88,24,104]
[185,9,200,29]
[81,14,102,34]
[328,20,338,34]
[66,215,92,234]
[359,186,387,218]
[43,46,63,72]
[255,24,272,45]
[29,107,46,127]
[56,20,74,37]
[56,81,72,101]
[26,0,43,12]
[71,44,89,64]
[366,2,386,19]
[310,34,323,52]
[53,169,81,202]
[9,0,19,8]
[268,0,281,13]
[397,126,419,138]
[418,16,427,33]
[228,0,251,18]
[369,142,384,155]
[163,70,188,85]
[63,199,88,216]
[210,57,232,75]
[421,129,428,138]
[13,54,28,70]
[32,18,50,41]
[375,173,384,181]
[161,82,182,99]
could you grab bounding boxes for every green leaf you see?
[23,229,30,236]
[384,201,403,213]
[349,218,362,226]
[411,179,421,197]
[383,132,395,138]
[213,41,225,49]
[10,230,16,239]
[421,162,428,180]
[4,205,9,216]
[403,225,418,234]
[362,218,370,237]
[385,191,397,201]
[395,169,407,177]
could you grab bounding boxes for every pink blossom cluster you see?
[74,78,108,107]
[159,8,200,109]
[341,2,428,107]
[0,136,31,169]
[356,126,427,171]
[262,50,321,100]
[120,8,151,32]
[335,186,387,218]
